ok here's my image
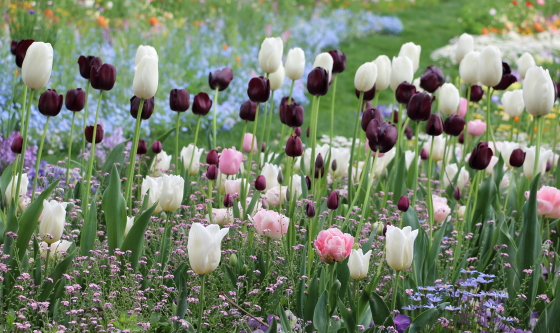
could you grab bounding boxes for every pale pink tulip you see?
[242,133,258,153]
[219,148,243,175]
[458,97,468,117]
[433,195,451,223]
[525,186,560,218]
[467,119,486,136]
[314,228,354,263]
[250,209,289,239]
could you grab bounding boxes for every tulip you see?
[21,42,53,90]
[285,136,304,157]
[485,156,499,175]
[5,174,28,205]
[523,146,552,180]
[152,141,163,154]
[306,203,316,218]
[208,68,233,91]
[151,151,172,176]
[361,108,384,131]
[373,55,392,91]
[188,223,229,275]
[39,200,67,244]
[455,33,474,64]
[348,248,372,280]
[432,195,451,223]
[242,133,258,153]
[258,37,283,74]
[523,66,555,117]
[502,90,525,117]
[181,145,204,175]
[500,141,520,168]
[307,67,329,96]
[169,88,190,112]
[420,147,429,160]
[395,82,417,105]
[525,186,560,218]
[328,50,346,74]
[438,83,460,115]
[206,165,218,181]
[385,225,418,271]
[459,51,479,85]
[247,76,271,103]
[366,120,398,153]
[134,45,158,66]
[354,62,377,92]
[314,228,354,263]
[206,150,219,165]
[269,64,285,91]
[285,48,306,81]
[90,63,117,91]
[425,114,443,136]
[468,142,494,170]
[478,46,502,87]
[78,55,102,80]
[329,148,350,179]
[443,115,465,136]
[517,52,536,79]
[397,196,410,212]
[158,175,184,212]
[443,164,469,190]
[255,175,267,192]
[510,148,526,168]
[493,62,517,91]
[10,40,18,55]
[390,56,414,91]
[137,140,148,155]
[280,103,304,127]
[423,136,446,161]
[398,42,421,73]
[206,208,234,226]
[133,54,158,99]
[260,163,280,191]
[467,119,487,137]
[123,217,134,239]
[40,240,73,260]
[469,85,484,102]
[219,148,243,175]
[327,191,339,210]
[38,89,63,117]
[407,92,432,122]
[11,136,23,154]
[15,40,34,68]
[65,88,86,112]
[84,124,104,144]
[130,96,155,120]
[404,151,417,170]
[313,52,334,82]
[357,84,376,101]
[420,66,444,93]
[263,185,289,207]
[192,92,213,116]
[141,176,163,214]
[250,209,289,239]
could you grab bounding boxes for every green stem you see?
[81,82,91,176]
[394,105,402,167]
[197,274,207,332]
[31,116,50,200]
[347,92,365,205]
[463,85,472,162]
[534,116,543,180]
[356,154,378,236]
[265,91,275,153]
[159,212,172,274]
[485,86,496,147]
[212,88,219,149]
[244,104,261,214]
[239,121,248,154]
[15,87,32,207]
[66,112,76,188]
[175,111,181,174]
[287,80,294,105]
[83,91,104,217]
[427,138,435,239]
[411,123,421,207]
[392,270,401,313]
[260,95,271,148]
[330,75,338,147]
[45,248,51,276]
[125,98,144,210]
[309,96,319,178]
[344,153,372,223]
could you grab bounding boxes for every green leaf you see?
[102,141,127,183]
[0,162,14,200]
[313,290,329,332]
[329,279,341,316]
[338,297,356,333]
[402,208,420,230]
[390,151,407,203]
[361,228,378,254]
[80,193,97,257]
[120,202,158,270]
[337,261,350,301]
[534,270,560,333]
[39,247,77,302]
[174,263,189,320]
[470,174,497,231]
[268,317,278,333]
[304,270,319,325]
[413,228,429,287]
[407,302,449,333]
[277,305,292,333]
[368,291,393,328]
[103,164,127,254]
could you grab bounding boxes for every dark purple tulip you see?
[280,96,296,107]
[419,65,444,93]
[426,114,443,136]
[10,40,18,55]
[420,148,429,160]
[84,124,104,144]
[223,193,234,208]
[395,81,417,104]
[392,110,399,124]
[209,68,234,91]
[206,165,218,180]
[443,115,465,136]
[458,132,465,144]
[397,196,410,212]
[314,166,325,179]
[294,127,302,137]
[306,126,310,138]
[255,175,266,192]
[261,142,266,152]
[11,135,23,154]
[382,222,392,237]
[152,141,163,154]
[327,191,339,210]
[305,176,312,190]
[394,314,411,333]
[356,84,376,101]
[169,88,190,112]
[315,153,324,170]
[130,96,155,120]
[469,85,484,102]
[407,92,432,122]
[366,120,398,153]
[206,149,219,165]
[547,161,552,172]
[15,39,34,68]
[510,148,525,168]
[78,55,102,80]
[65,88,86,112]
[555,82,560,100]
[405,124,413,140]
[454,187,461,201]
[493,62,517,91]
[192,92,212,116]
[361,108,384,132]
[328,50,346,74]
[306,203,316,218]
[307,67,329,96]
[285,136,304,157]
[468,142,493,170]
[239,100,257,122]
[90,63,116,91]
[137,140,148,155]
[247,76,270,103]
[280,103,305,127]
[38,89,63,117]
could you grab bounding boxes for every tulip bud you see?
[399,42,421,73]
[478,46,502,87]
[395,81,417,105]
[459,51,479,85]
[458,132,465,144]
[306,126,310,137]
[348,248,372,280]
[382,222,392,237]
[133,54,158,99]
[547,161,552,172]
[420,66,444,93]
[306,203,316,218]
[169,88,190,112]
[509,148,525,168]
[373,55,391,91]
[84,124,104,144]
[258,37,283,74]
[405,124,413,140]
[502,90,524,117]
[78,55,102,80]
[327,191,339,210]
[455,33,474,64]
[439,83,460,116]
[237,99,257,122]
[39,200,67,244]
[209,68,233,91]
[523,66,555,117]
[152,141,163,154]
[206,165,218,180]
[11,135,23,154]
[22,42,53,90]
[159,174,184,212]
[15,39,34,68]
[187,223,229,275]
[493,62,517,91]
[90,63,117,91]
[361,108,383,131]
[294,127,302,137]
[307,67,329,96]
[285,136,304,157]
[443,115,465,136]
[327,50,345,74]
[385,225,418,271]
[223,193,234,208]
[357,85,376,101]
[277,168,284,184]
[130,96,155,120]
[407,92,432,122]
[354,62,377,92]
[10,40,18,56]
[280,103,304,127]
[426,114,443,136]
[366,120,398,153]
[38,89,63,117]
[137,140,148,155]
[454,187,461,201]
[468,142,493,170]
[314,166,325,179]
[206,150,219,165]
[192,92,213,116]
[469,85,484,102]
[255,175,267,192]
[517,52,536,79]
[420,148,429,160]
[65,88,86,112]
[397,196,410,212]
[269,64,285,91]
[392,110,399,124]
[331,159,337,172]
[285,48,306,81]
[247,76,271,103]
[315,153,324,170]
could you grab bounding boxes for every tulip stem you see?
[260,94,271,150]
[84,91,104,217]
[31,116,50,201]
[394,104,402,168]
[309,96,319,178]
[188,116,202,177]
[411,123,421,207]
[66,112,77,191]
[175,111,181,174]
[15,88,33,209]
[125,97,144,211]
[426,138,435,239]
[159,212,172,275]
[356,154,378,237]
[197,274,206,332]
[81,82,91,177]
[45,249,51,277]
[485,86,496,148]
[344,152,372,224]
[288,80,294,105]
[212,88,219,149]
[534,116,543,180]
[348,92,365,206]
[467,171,482,228]
[239,121,248,154]
[265,91,275,155]
[244,104,261,214]
[509,117,515,142]
[463,85,472,162]
[330,75,338,147]
[392,270,401,313]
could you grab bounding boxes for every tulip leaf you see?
[277,304,292,333]
[413,227,429,287]
[102,141,127,183]
[313,290,329,332]
[15,179,60,262]
[555,161,560,189]
[304,273,319,326]
[80,193,98,257]
[534,271,560,333]
[402,208,420,230]
[337,260,350,301]
[328,279,341,316]
[492,154,505,191]
[142,127,175,176]
[173,263,189,321]
[120,202,157,270]
[338,297,356,333]
[103,164,127,254]
[406,302,449,333]
[73,179,82,200]
[268,317,278,333]
[367,291,393,328]
[0,162,14,200]
[361,228,378,255]
[38,246,77,302]
[471,174,497,229]
[390,151,407,203]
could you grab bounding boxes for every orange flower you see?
[514,116,520,123]
[222,44,229,50]
[149,16,160,26]
[481,27,489,35]
[97,15,109,28]
[236,56,241,63]
[44,9,53,19]
[534,22,545,32]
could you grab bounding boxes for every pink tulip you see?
[458,97,468,117]
[432,195,451,223]
[467,119,486,136]
[314,228,354,263]
[242,133,258,153]
[250,209,289,239]
[525,186,560,218]
[219,148,243,175]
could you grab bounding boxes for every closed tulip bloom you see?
[455,33,474,64]
[188,223,229,275]
[65,88,86,112]
[192,92,213,116]
[238,100,257,122]
[433,195,451,223]
[478,46,502,87]
[285,48,306,81]
[78,55,102,80]
[169,88,190,112]
[151,151,172,176]
[390,56,414,91]
[523,66,555,117]
[361,108,384,131]
[247,76,271,103]
[313,52,334,82]
[242,133,258,153]
[373,55,392,91]
[469,84,484,102]
[467,119,486,136]
[307,67,329,96]
[327,191,339,210]
[137,140,148,155]
[354,62,378,92]
[510,148,525,168]
[398,42,421,73]
[159,174,184,212]
[141,176,162,214]
[423,136,446,161]
[517,52,536,79]
[357,84,376,101]
[493,62,517,90]
[469,142,494,170]
[328,50,346,74]
[395,81,417,105]
[133,55,158,99]
[206,165,218,181]
[523,146,552,180]
[134,45,158,67]
[348,249,372,280]
[439,83,460,115]
[15,39,34,68]
[258,37,283,74]
[22,42,53,90]
[124,216,134,238]
[407,92,432,122]
[152,141,163,154]
[84,124,104,144]
[285,136,304,157]
[5,174,29,203]
[525,186,560,218]
[40,240,73,260]
[306,202,316,218]
[502,90,524,117]
[426,114,443,136]
[314,228,354,263]
[269,64,285,91]
[397,196,410,212]
[329,147,350,179]
[38,89,63,117]
[130,96,155,120]
[443,164,469,190]
[500,141,520,168]
[219,148,243,175]
[39,200,67,244]
[459,51,479,85]
[420,65,444,93]
[10,40,18,55]
[443,115,465,136]
[385,225,418,271]
[90,63,117,91]
[280,103,304,127]
[366,120,398,153]
[206,149,219,165]
[181,144,204,175]
[250,209,289,239]
[255,175,267,192]
[11,136,23,154]
[209,67,234,91]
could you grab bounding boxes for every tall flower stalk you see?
[83,91,104,217]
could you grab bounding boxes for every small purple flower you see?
[394,314,411,333]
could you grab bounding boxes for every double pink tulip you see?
[251,209,289,239]
[314,228,354,263]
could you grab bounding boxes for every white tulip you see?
[523,66,555,117]
[439,83,460,115]
[329,148,351,179]
[502,90,525,117]
[260,163,281,191]
[373,148,396,178]
[151,151,172,176]
[455,33,474,64]
[284,48,305,81]
[313,52,334,82]
[385,225,418,271]
[500,174,510,189]
[348,248,372,280]
[457,206,466,219]
[478,46,502,87]
[443,163,458,189]
[373,55,391,91]
[135,45,158,67]
[423,136,446,161]
[133,55,158,99]
[390,56,413,91]
[523,146,552,180]
[398,42,421,73]
[124,216,134,238]
[258,37,283,74]
[159,174,184,212]
[404,150,417,170]
[39,200,67,244]
[5,174,28,204]
[263,185,289,207]
[22,42,53,90]
[269,64,285,91]
[181,145,204,175]
[187,223,229,275]
[354,62,377,92]
[459,51,479,85]
[40,240,72,260]
[224,178,249,197]
[486,156,500,175]
[457,167,469,191]
[141,176,163,214]
[206,208,234,226]
[412,77,424,93]
[516,52,536,79]
[500,141,520,169]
